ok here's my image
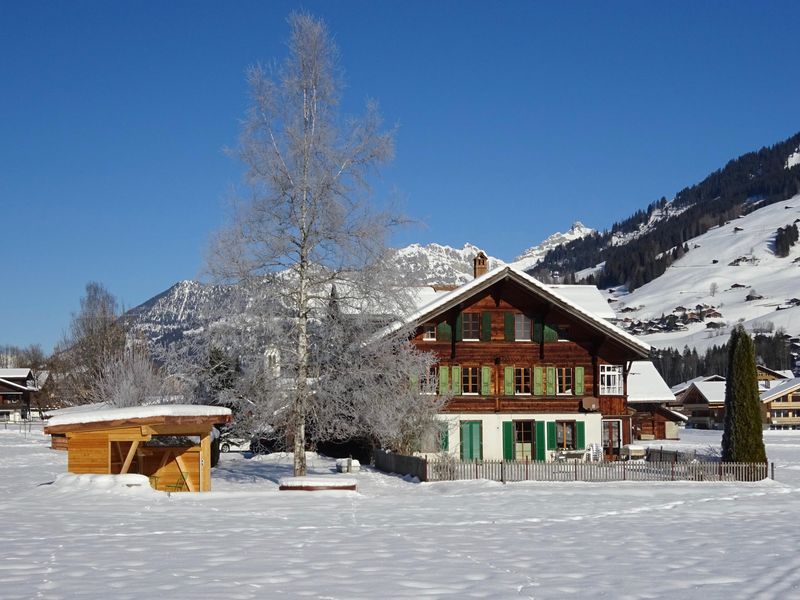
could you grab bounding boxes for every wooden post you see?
[120,441,140,474]
[771,462,775,481]
[200,431,211,492]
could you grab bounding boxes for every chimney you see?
[473,251,488,279]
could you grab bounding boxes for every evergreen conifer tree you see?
[722,326,767,464]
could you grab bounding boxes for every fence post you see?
[423,456,428,482]
[475,459,478,480]
[718,462,722,481]
[671,461,675,481]
[623,462,626,481]
[574,460,578,481]
[771,462,775,481]
[501,460,506,484]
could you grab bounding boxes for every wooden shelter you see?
[44,404,232,492]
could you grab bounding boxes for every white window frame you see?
[599,364,624,396]
[462,366,480,395]
[556,367,573,396]
[514,314,532,341]
[422,323,437,341]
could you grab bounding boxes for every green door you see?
[460,421,483,461]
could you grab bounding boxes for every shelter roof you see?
[44,403,231,433]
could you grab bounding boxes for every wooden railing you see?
[424,458,772,483]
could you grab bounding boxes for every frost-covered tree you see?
[208,13,432,475]
[88,349,165,408]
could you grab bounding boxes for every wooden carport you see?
[44,405,232,492]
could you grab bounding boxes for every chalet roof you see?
[0,368,33,380]
[670,374,725,395]
[45,403,232,429]
[377,265,650,356]
[0,378,36,392]
[760,378,800,403]
[546,284,617,320]
[626,361,676,404]
[756,365,793,379]
[688,381,727,405]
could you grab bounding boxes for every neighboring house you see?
[756,365,793,391]
[681,381,727,429]
[392,253,650,461]
[0,368,38,422]
[627,361,686,440]
[671,375,725,405]
[761,378,800,430]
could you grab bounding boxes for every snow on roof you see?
[0,377,37,392]
[690,381,727,404]
[626,361,676,403]
[546,284,617,320]
[46,403,232,428]
[0,368,33,380]
[670,374,724,394]
[376,266,649,355]
[778,370,795,379]
[760,378,800,403]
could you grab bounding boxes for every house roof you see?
[760,378,800,403]
[376,265,650,356]
[545,285,617,320]
[626,361,676,403]
[756,365,793,379]
[687,381,727,405]
[670,374,725,395]
[0,368,33,380]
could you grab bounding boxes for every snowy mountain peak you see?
[512,222,595,271]
[391,242,504,286]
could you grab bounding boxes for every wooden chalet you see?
[44,405,232,492]
[626,361,686,440]
[761,378,800,430]
[0,368,37,422]
[395,254,650,461]
[683,381,727,429]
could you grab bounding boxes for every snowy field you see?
[2,427,800,599]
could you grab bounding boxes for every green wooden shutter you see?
[533,366,543,396]
[544,324,558,342]
[474,422,483,460]
[438,366,449,395]
[504,366,515,396]
[454,312,463,342]
[460,422,470,460]
[437,321,452,342]
[546,366,556,395]
[502,421,514,460]
[481,312,492,342]
[439,425,449,452]
[504,312,515,341]
[481,366,492,395]
[576,422,586,450]
[533,319,543,343]
[451,365,462,395]
[410,373,419,392]
[547,421,557,451]
[535,421,546,461]
[574,366,585,395]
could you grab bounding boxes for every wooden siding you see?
[67,432,110,474]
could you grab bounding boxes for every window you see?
[515,367,531,395]
[556,367,572,395]
[422,366,437,395]
[514,314,532,341]
[514,420,534,460]
[554,324,570,341]
[462,313,481,340]
[599,364,624,395]
[462,366,479,395]
[422,323,436,341]
[555,421,576,450]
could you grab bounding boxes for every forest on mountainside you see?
[533,131,800,291]
[651,331,794,386]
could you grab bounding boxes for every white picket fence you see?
[425,459,771,483]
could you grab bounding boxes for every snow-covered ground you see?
[2,427,800,599]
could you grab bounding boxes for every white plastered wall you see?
[437,412,603,461]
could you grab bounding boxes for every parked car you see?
[220,436,250,453]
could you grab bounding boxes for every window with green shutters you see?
[546,366,556,395]
[504,312,515,341]
[437,321,452,342]
[574,366,585,395]
[533,366,543,395]
[438,365,449,395]
[480,366,492,395]
[535,421,546,461]
[481,312,492,342]
[576,422,585,450]
[460,421,482,460]
[546,421,557,451]
[503,366,515,396]
[502,421,514,460]
[451,365,462,395]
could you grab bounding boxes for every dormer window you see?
[422,323,437,341]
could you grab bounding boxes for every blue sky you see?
[2,1,799,351]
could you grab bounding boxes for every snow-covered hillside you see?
[614,195,800,352]
[512,221,594,270]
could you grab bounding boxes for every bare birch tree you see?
[209,13,425,475]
